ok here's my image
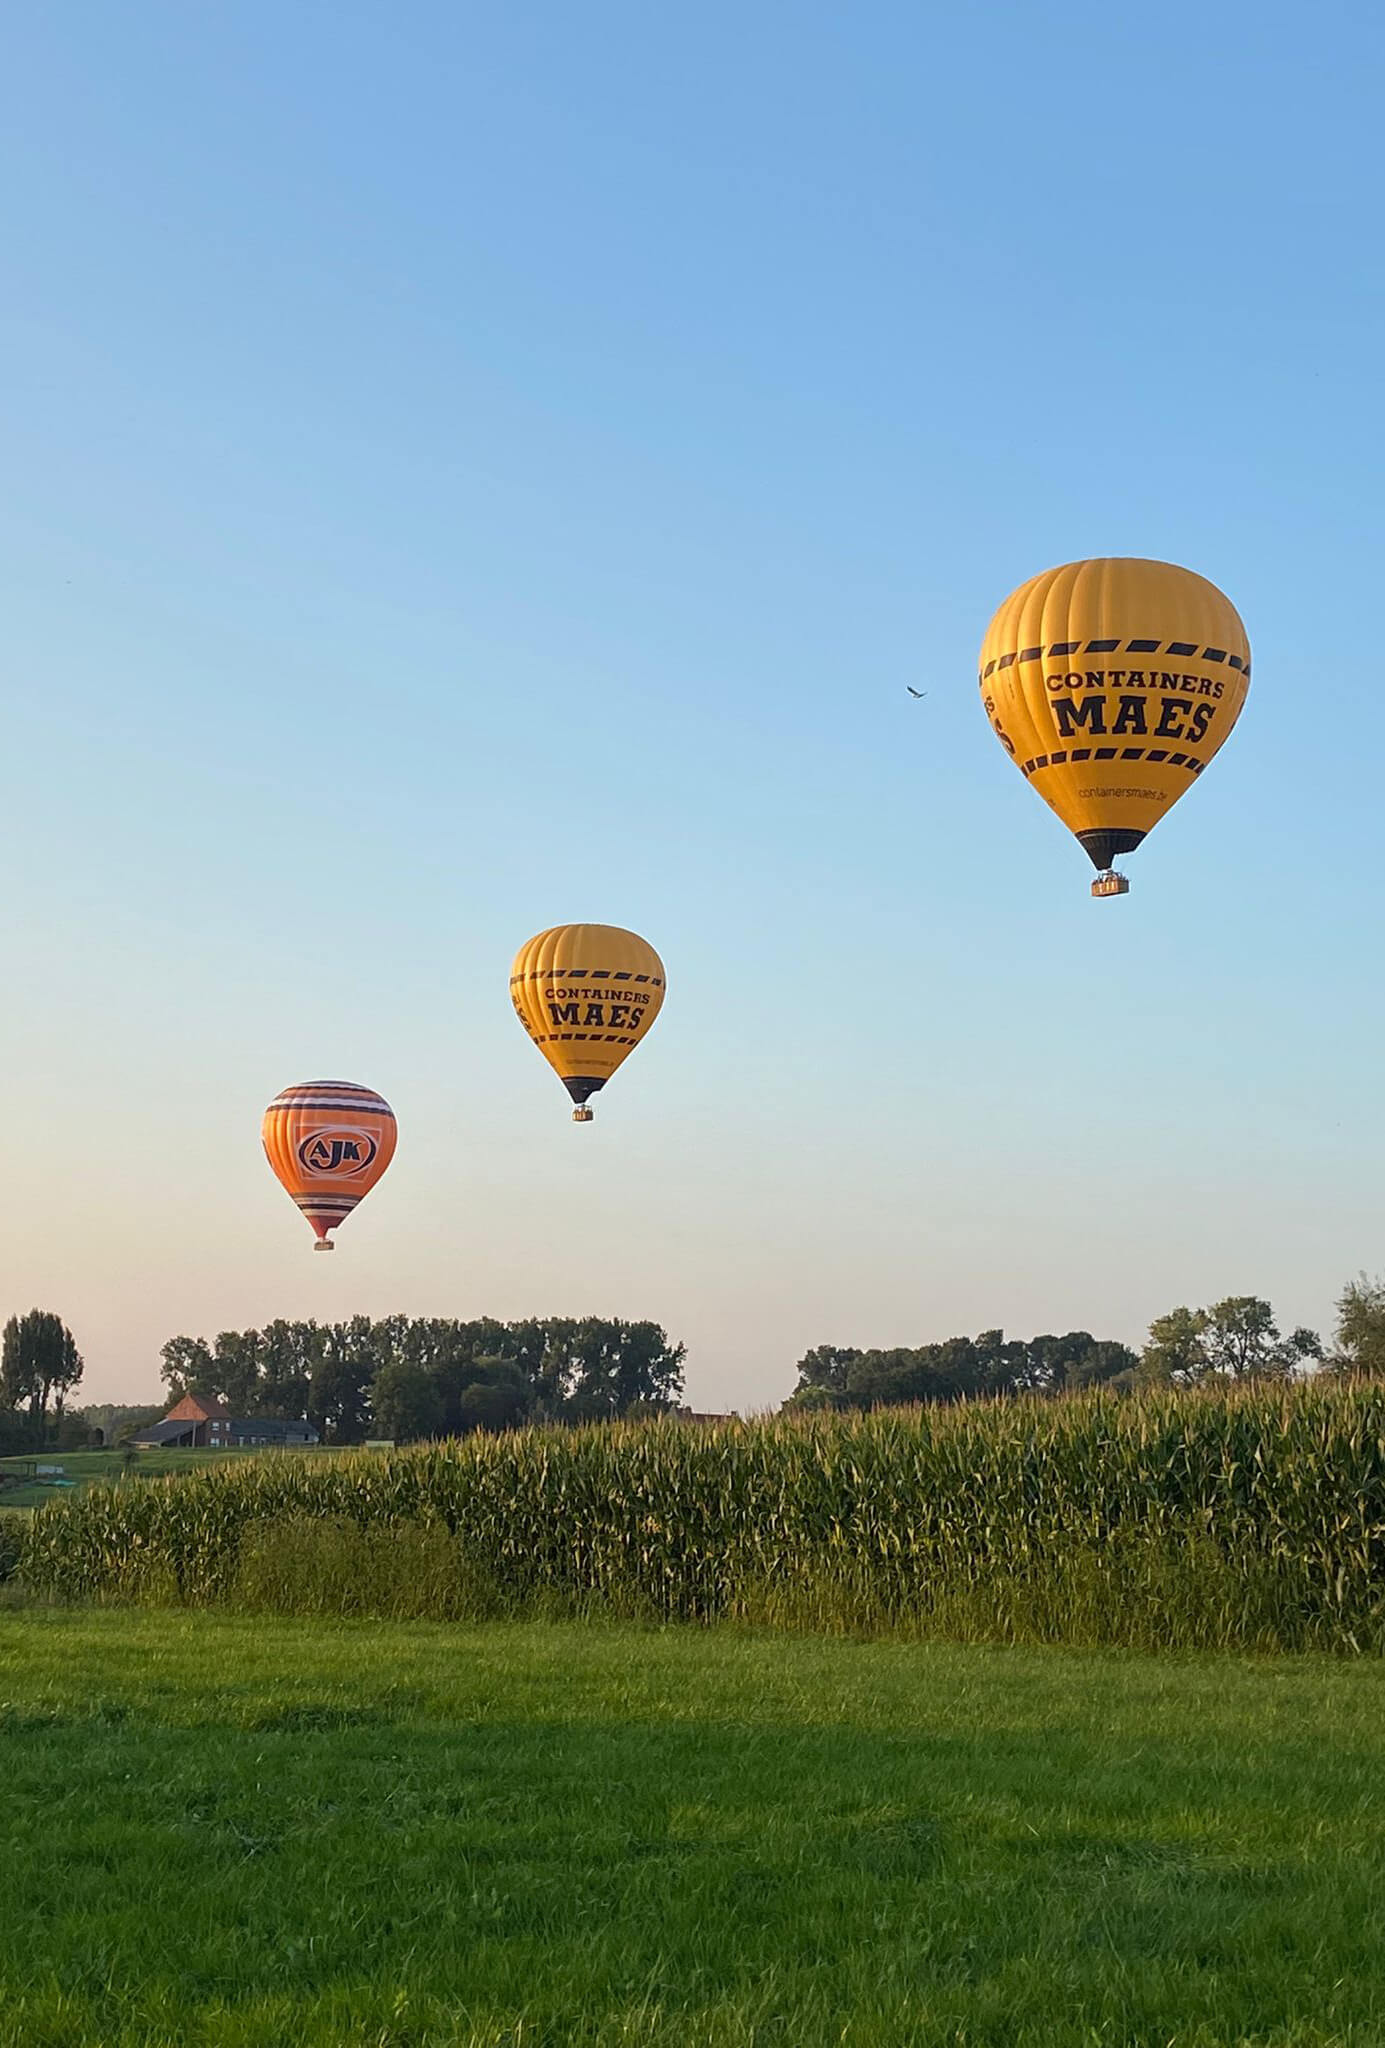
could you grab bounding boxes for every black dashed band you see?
[1019,751,1207,782]
[981,641,1250,684]
[512,970,665,987]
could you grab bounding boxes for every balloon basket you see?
[313,1239,336,1252]
[1091,872,1130,899]
[571,1106,595,1123]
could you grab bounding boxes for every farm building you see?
[131,1393,319,1450]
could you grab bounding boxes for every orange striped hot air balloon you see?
[261,1080,397,1250]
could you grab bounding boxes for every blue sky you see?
[3,1,1382,1410]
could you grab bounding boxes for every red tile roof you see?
[164,1393,232,1423]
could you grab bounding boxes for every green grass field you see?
[0,1444,324,1510]
[1,1611,1382,2046]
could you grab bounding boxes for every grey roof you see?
[132,1416,319,1446]
[131,1420,199,1445]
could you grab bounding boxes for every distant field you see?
[0,1443,325,1510]
[0,1610,1382,2046]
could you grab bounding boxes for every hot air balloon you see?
[511,924,665,1122]
[978,558,1250,896]
[262,1081,397,1250]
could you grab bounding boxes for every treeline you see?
[786,1329,1139,1409]
[159,1315,687,1443]
[785,1289,1356,1411]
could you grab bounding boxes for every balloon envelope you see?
[511,924,666,1120]
[262,1080,397,1248]
[978,558,1250,885]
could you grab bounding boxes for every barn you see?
[130,1393,319,1450]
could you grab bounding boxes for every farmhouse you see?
[131,1393,319,1450]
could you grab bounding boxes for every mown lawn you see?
[0,1444,329,1509]
[0,1612,1382,2047]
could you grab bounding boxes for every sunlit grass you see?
[1,1610,1382,2046]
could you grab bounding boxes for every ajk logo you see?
[296,1127,379,1177]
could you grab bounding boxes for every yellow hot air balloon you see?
[978,558,1250,896]
[511,924,666,1122]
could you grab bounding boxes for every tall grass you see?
[19,1380,1385,1651]
[0,1512,25,1584]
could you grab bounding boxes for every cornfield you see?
[18,1380,1385,1651]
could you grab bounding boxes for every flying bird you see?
[906,687,927,699]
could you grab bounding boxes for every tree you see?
[1138,1306,1211,1386]
[211,1330,263,1412]
[0,1405,33,1455]
[841,1340,987,1408]
[309,1316,378,1443]
[505,1317,577,1418]
[1140,1298,1320,1385]
[370,1357,444,1444]
[255,1320,317,1419]
[1325,1275,1385,1379]
[456,1375,529,1434]
[782,1384,845,1413]
[556,1319,686,1420]
[160,1335,215,1400]
[1,1311,83,1434]
[1018,1332,1138,1394]
[1201,1297,1319,1380]
[430,1321,525,1435]
[1,1315,39,1415]
[789,1345,863,1402]
[49,1321,84,1423]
